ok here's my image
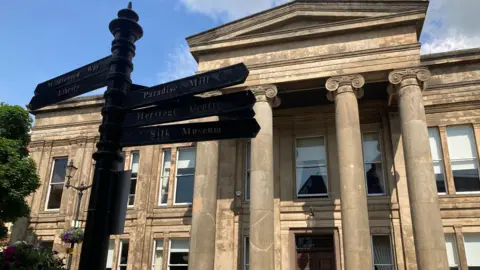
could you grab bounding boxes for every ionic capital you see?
[248,85,281,107]
[325,74,365,101]
[388,68,431,90]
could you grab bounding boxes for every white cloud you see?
[157,43,198,83]
[421,0,480,54]
[179,0,291,21]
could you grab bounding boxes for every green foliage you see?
[0,103,40,240]
[0,242,64,269]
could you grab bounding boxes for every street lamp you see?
[64,160,92,270]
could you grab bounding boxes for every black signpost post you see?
[27,2,260,269]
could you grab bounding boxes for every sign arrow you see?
[122,91,255,128]
[120,118,260,147]
[34,56,111,95]
[123,63,249,109]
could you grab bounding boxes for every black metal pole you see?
[66,189,84,270]
[79,3,143,270]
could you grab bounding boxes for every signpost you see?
[27,2,260,270]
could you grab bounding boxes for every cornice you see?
[424,80,480,92]
[31,120,101,131]
[189,10,425,54]
[424,100,480,114]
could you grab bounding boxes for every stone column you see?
[389,68,449,270]
[188,140,220,270]
[248,85,280,270]
[325,75,373,270]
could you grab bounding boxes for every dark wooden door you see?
[296,251,334,270]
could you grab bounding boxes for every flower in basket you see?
[0,241,64,269]
[60,227,84,244]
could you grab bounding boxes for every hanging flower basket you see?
[0,241,64,270]
[60,227,84,244]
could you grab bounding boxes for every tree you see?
[0,103,40,240]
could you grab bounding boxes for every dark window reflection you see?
[365,163,385,195]
[453,168,480,192]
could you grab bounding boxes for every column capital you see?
[388,67,431,90]
[248,85,281,107]
[325,74,365,101]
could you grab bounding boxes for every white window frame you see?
[45,157,68,211]
[158,149,171,206]
[128,151,140,207]
[152,239,164,270]
[167,239,189,269]
[244,236,249,270]
[106,239,115,270]
[371,234,394,270]
[295,136,328,198]
[245,142,251,201]
[446,125,480,195]
[428,127,447,195]
[173,147,196,205]
[117,240,129,270]
[362,132,386,196]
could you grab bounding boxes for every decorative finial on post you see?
[128,2,132,9]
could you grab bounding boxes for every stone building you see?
[26,1,480,269]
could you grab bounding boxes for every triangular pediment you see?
[187,0,428,46]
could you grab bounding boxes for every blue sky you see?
[1,0,479,108]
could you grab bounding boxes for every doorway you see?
[295,234,335,270]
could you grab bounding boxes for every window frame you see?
[152,239,165,270]
[428,127,448,195]
[362,131,387,196]
[106,239,115,270]
[173,147,196,205]
[370,234,395,270]
[245,142,251,201]
[167,238,189,269]
[45,156,68,211]
[446,125,480,195]
[158,149,171,206]
[295,136,329,198]
[127,151,140,207]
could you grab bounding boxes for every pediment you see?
[186,0,428,46]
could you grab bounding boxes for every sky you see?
[0,0,479,108]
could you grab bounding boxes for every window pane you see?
[246,142,251,170]
[296,138,326,166]
[160,149,171,205]
[363,133,382,163]
[171,239,189,250]
[464,233,480,267]
[169,267,188,270]
[372,235,393,266]
[106,240,115,269]
[47,184,63,209]
[178,148,195,169]
[433,161,446,193]
[245,172,250,201]
[245,142,251,201]
[131,152,140,173]
[429,128,443,161]
[447,126,477,160]
[120,240,129,266]
[169,252,189,264]
[445,234,459,267]
[244,237,249,270]
[51,157,68,183]
[175,175,194,203]
[296,166,328,195]
[153,240,164,270]
[365,163,385,195]
[451,160,480,192]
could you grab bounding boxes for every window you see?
[245,142,251,201]
[446,126,480,192]
[429,128,447,193]
[371,235,394,270]
[174,148,196,204]
[128,152,139,206]
[296,137,328,197]
[168,239,189,270]
[363,132,386,195]
[444,234,459,270]
[118,240,129,270]
[244,237,249,270]
[106,240,115,270]
[159,149,171,205]
[46,157,68,210]
[464,233,480,269]
[38,240,53,251]
[152,240,164,270]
